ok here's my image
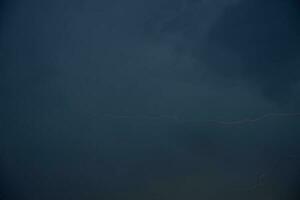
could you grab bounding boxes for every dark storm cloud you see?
[209,0,300,102]
[146,0,300,103]
[1,0,300,200]
[0,0,9,23]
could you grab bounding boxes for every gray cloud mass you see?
[1,0,300,199]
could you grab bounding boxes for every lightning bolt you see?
[101,112,300,195]
[209,112,300,125]
[101,112,300,126]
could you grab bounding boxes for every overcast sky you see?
[1,0,300,199]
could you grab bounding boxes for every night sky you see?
[1,0,300,199]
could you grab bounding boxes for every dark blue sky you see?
[1,0,300,199]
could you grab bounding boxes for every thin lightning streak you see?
[101,113,300,195]
[210,112,300,125]
[101,112,300,126]
[99,112,300,194]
